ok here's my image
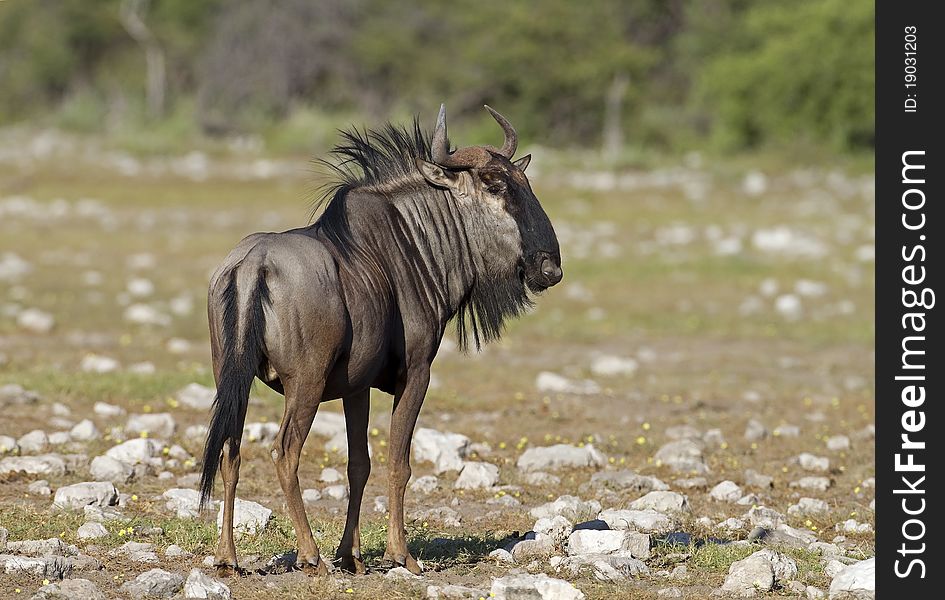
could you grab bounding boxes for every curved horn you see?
[430,103,493,169]
[484,105,517,158]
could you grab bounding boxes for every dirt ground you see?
[0,135,874,598]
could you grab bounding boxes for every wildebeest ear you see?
[416,158,459,188]
[513,154,531,171]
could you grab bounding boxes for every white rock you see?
[710,480,743,502]
[567,529,650,559]
[0,454,67,476]
[324,485,348,501]
[164,488,204,518]
[124,303,170,326]
[184,567,231,599]
[176,383,216,410]
[1,554,71,578]
[788,497,830,517]
[426,584,489,599]
[216,499,271,539]
[126,413,176,438]
[106,438,161,464]
[746,506,786,529]
[534,516,573,546]
[0,435,17,453]
[798,453,830,472]
[129,361,157,374]
[590,355,638,377]
[491,573,585,600]
[525,471,561,486]
[89,455,134,484]
[17,308,55,333]
[120,568,184,598]
[17,430,49,454]
[454,461,499,490]
[654,439,708,474]
[77,522,109,540]
[744,419,768,441]
[590,470,668,493]
[826,435,851,451]
[0,252,32,281]
[629,491,689,513]
[309,411,346,437]
[0,383,40,405]
[320,467,343,483]
[412,427,470,474]
[243,422,278,444]
[836,519,872,534]
[93,401,125,417]
[165,544,193,558]
[828,558,874,599]
[598,509,675,535]
[807,586,827,599]
[301,488,322,503]
[775,294,803,319]
[32,578,105,600]
[531,495,602,521]
[773,424,801,437]
[555,553,648,581]
[70,419,101,441]
[80,354,119,373]
[535,371,600,395]
[516,444,605,472]
[53,482,118,510]
[28,479,52,495]
[721,550,797,597]
[410,475,439,494]
[791,476,832,492]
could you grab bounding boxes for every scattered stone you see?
[0,383,41,406]
[0,435,16,454]
[598,509,675,535]
[216,499,271,539]
[77,522,109,540]
[80,354,119,373]
[673,477,707,489]
[176,383,217,410]
[744,419,768,442]
[654,439,709,474]
[773,424,801,438]
[27,479,52,496]
[84,505,127,523]
[411,475,439,494]
[826,435,851,452]
[530,495,602,521]
[717,517,746,532]
[798,453,830,472]
[301,489,322,503]
[665,425,701,440]
[243,422,278,444]
[657,588,684,598]
[535,371,600,395]
[825,560,846,579]
[788,498,830,517]
[165,545,193,558]
[590,355,638,377]
[454,461,499,490]
[126,413,176,438]
[323,485,348,501]
[6,538,77,556]
[828,558,874,599]
[70,419,101,441]
[413,506,461,528]
[629,491,689,513]
[53,482,118,510]
[320,467,343,483]
[703,428,726,447]
[491,573,586,600]
[507,535,555,563]
[308,411,346,438]
[386,566,421,580]
[184,568,231,599]
[489,548,514,564]
[487,494,520,508]
[567,529,650,560]
[105,438,161,465]
[17,430,49,454]
[555,553,649,582]
[119,568,185,599]
[17,308,55,333]
[721,549,797,597]
[164,488,204,518]
[524,472,561,486]
[744,469,774,489]
[30,578,105,600]
[836,519,872,534]
[112,541,160,563]
[93,401,125,417]
[0,554,71,578]
[710,480,743,502]
[517,444,605,472]
[791,476,832,492]
[589,470,668,493]
[412,428,470,473]
[90,455,135,483]
[807,586,826,599]
[534,516,573,546]
[747,506,786,529]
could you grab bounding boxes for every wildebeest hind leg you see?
[383,366,430,575]
[271,376,328,575]
[214,439,244,577]
[336,388,371,573]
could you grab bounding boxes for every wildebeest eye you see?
[487,182,506,195]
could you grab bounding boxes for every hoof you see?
[383,550,422,575]
[299,557,330,576]
[337,553,367,575]
[214,563,245,578]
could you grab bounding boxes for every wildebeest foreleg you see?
[336,388,371,573]
[271,377,328,575]
[383,366,430,574]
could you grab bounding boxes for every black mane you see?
[311,117,531,352]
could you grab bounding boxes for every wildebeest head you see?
[415,105,562,293]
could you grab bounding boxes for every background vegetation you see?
[0,0,874,157]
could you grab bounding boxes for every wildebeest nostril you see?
[540,257,562,284]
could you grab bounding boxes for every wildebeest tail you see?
[199,266,270,509]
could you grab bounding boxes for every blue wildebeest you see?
[199,105,562,576]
